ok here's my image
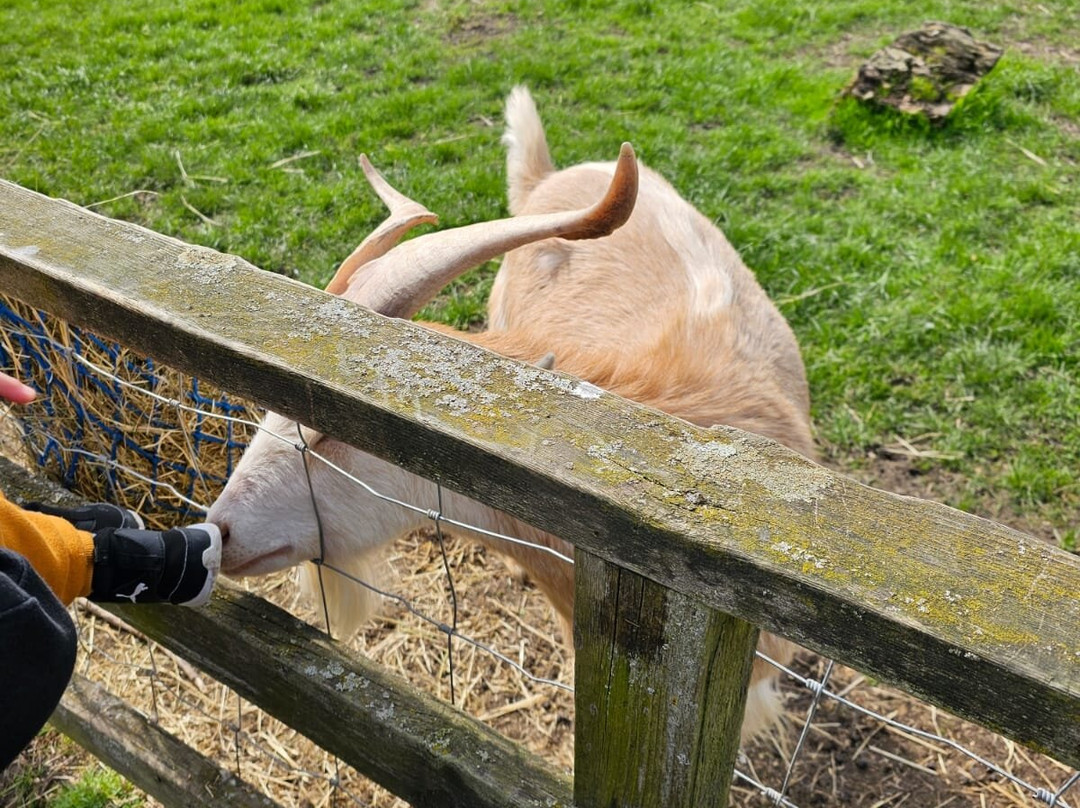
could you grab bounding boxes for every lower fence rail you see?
[102,584,575,808]
[52,674,282,808]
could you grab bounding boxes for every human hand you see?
[0,371,36,404]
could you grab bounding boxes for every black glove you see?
[25,501,221,606]
[24,500,143,531]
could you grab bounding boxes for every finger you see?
[0,372,37,404]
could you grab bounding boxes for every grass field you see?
[1,0,1078,804]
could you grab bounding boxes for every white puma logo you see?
[118,582,150,603]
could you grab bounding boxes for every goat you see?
[207,87,813,740]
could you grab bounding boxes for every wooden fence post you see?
[574,550,759,807]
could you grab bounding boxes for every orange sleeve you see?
[0,491,94,605]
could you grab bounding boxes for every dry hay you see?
[0,304,1074,808]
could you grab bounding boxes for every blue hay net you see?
[0,299,256,524]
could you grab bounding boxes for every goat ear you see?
[325,155,439,295]
[535,352,556,370]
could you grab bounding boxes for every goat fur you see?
[208,86,814,741]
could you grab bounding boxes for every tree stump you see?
[845,22,1003,121]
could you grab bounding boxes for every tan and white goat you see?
[207,87,813,740]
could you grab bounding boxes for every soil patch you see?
[442,10,517,47]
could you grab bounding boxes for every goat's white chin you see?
[222,546,294,576]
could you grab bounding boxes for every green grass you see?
[1,0,1078,544]
[47,766,141,808]
[0,733,143,808]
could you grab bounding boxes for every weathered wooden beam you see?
[0,457,572,808]
[574,551,757,807]
[50,674,280,808]
[1,180,1078,767]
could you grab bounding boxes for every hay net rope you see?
[0,297,257,528]
[0,296,1077,808]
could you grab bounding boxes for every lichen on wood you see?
[574,551,757,807]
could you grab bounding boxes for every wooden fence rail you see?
[106,582,575,808]
[1,179,1078,803]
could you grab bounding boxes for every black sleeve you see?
[0,547,77,772]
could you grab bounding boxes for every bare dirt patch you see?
[815,31,884,71]
[442,11,517,48]
[741,654,1076,807]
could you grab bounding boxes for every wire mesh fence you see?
[0,303,1077,808]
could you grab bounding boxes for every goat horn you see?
[535,352,556,370]
[324,155,439,294]
[340,142,638,319]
